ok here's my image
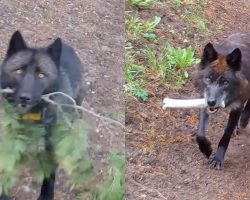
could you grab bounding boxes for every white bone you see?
[0,88,14,94]
[162,98,207,109]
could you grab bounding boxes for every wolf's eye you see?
[205,77,211,82]
[220,78,229,86]
[206,75,213,81]
[223,80,229,85]
[38,73,45,78]
[15,69,23,75]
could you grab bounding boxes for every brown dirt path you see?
[0,0,124,199]
[126,1,250,200]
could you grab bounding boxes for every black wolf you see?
[0,31,85,200]
[196,33,250,170]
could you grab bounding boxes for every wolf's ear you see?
[226,48,241,71]
[7,31,27,57]
[47,38,62,67]
[200,43,218,68]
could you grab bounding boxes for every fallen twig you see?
[0,89,124,128]
[42,92,124,128]
[42,92,80,115]
[41,96,73,128]
[130,179,168,200]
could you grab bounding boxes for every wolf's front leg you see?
[38,170,55,200]
[38,138,56,200]
[210,108,242,169]
[37,142,56,200]
[196,108,212,158]
[38,109,56,200]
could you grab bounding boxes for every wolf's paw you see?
[196,137,212,158]
[209,155,224,170]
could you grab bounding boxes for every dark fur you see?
[196,33,250,169]
[0,31,85,199]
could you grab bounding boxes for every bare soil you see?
[0,0,124,199]
[126,1,250,200]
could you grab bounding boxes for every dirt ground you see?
[0,0,124,199]
[126,1,250,200]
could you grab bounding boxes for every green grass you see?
[217,23,224,31]
[171,0,195,6]
[126,0,160,9]
[125,43,148,101]
[43,8,53,23]
[170,0,210,35]
[185,0,210,34]
[144,44,200,89]
[170,0,182,6]
[187,14,210,33]
[125,0,206,95]
[126,14,161,42]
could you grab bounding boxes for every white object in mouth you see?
[0,87,14,94]
[162,98,207,109]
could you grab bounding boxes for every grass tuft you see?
[126,0,160,9]
[125,43,148,101]
[144,44,200,89]
[126,15,161,42]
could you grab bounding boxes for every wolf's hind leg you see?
[240,99,250,128]
[196,108,212,158]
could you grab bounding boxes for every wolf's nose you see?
[19,94,31,102]
[207,100,216,107]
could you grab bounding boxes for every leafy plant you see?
[125,44,148,101]
[144,44,200,89]
[126,0,159,9]
[166,45,200,76]
[0,99,125,199]
[52,116,94,188]
[130,87,148,102]
[126,15,161,42]
[0,102,46,194]
[78,151,125,200]
[94,151,125,200]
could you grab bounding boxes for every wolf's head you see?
[199,43,248,113]
[1,31,62,113]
